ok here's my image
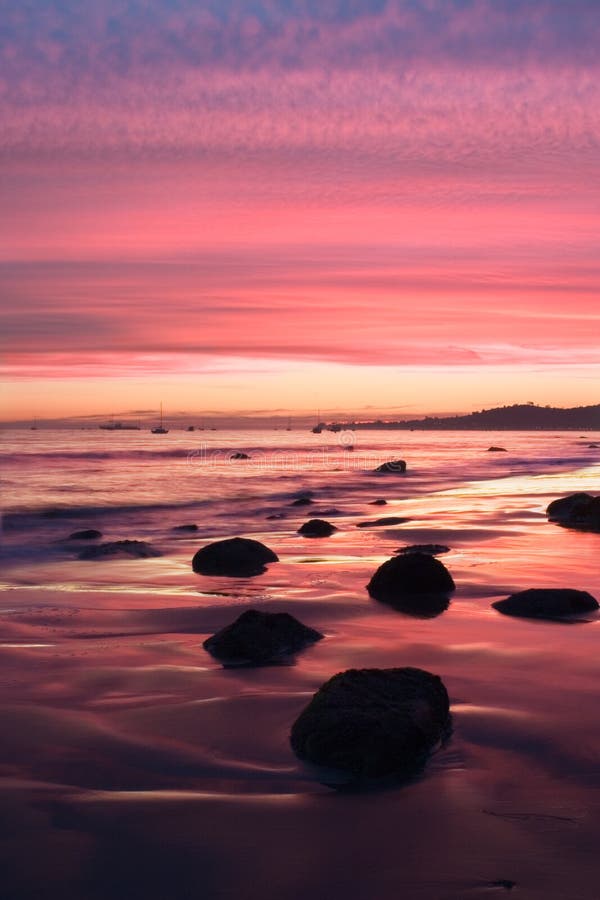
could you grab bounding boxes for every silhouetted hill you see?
[332,404,600,431]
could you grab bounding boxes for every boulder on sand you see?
[78,539,161,560]
[192,536,279,576]
[203,609,323,666]
[546,493,600,532]
[68,529,102,540]
[290,666,450,781]
[374,460,407,474]
[492,588,599,620]
[298,519,337,537]
[368,552,455,599]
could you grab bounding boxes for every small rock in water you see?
[230,452,250,460]
[68,529,102,540]
[172,524,198,532]
[266,513,286,520]
[396,544,450,556]
[492,588,599,620]
[374,459,407,474]
[290,496,313,506]
[487,446,507,452]
[203,609,324,666]
[587,442,599,449]
[298,519,337,537]
[78,539,161,560]
[192,536,279,576]
[290,666,450,782]
[356,516,410,528]
[369,499,387,505]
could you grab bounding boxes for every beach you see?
[1,428,599,899]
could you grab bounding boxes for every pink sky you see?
[2,1,599,420]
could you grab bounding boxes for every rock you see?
[356,516,410,528]
[374,459,407,474]
[290,667,450,780]
[367,552,455,616]
[266,513,286,520]
[230,452,250,460]
[203,609,323,666]
[192,536,279,576]
[587,443,599,449]
[396,544,450,556]
[290,496,313,506]
[172,524,198,532]
[492,588,599,620]
[78,540,161,560]
[546,492,600,531]
[298,519,337,537]
[487,446,507,452]
[369,499,387,505]
[68,529,102,540]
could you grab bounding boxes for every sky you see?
[1,0,599,422]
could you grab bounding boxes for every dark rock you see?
[487,446,507,452]
[374,459,407,474]
[68,529,102,540]
[298,519,337,537]
[546,492,600,531]
[367,553,455,616]
[203,609,323,666]
[290,496,313,506]
[396,544,451,556]
[266,513,286,520]
[492,588,599,620]
[356,516,410,528]
[230,452,250,460]
[192,536,279,576]
[370,499,387,505]
[290,667,450,780]
[587,443,599,449]
[172,524,198,532]
[78,540,162,560]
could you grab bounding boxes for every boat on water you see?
[151,403,169,434]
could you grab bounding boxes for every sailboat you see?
[151,403,169,434]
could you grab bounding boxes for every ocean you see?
[1,427,599,899]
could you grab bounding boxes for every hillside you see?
[331,404,600,431]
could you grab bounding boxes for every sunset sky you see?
[2,0,599,422]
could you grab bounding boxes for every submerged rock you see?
[192,536,279,576]
[487,446,507,452]
[204,609,323,666]
[290,496,313,506]
[290,666,450,781]
[230,452,250,460]
[298,519,337,537]
[374,459,407,474]
[367,552,455,616]
[546,492,600,532]
[396,543,451,556]
[172,523,198,532]
[492,588,599,620]
[68,529,102,540]
[78,539,161,560]
[356,516,410,528]
[369,499,387,506]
